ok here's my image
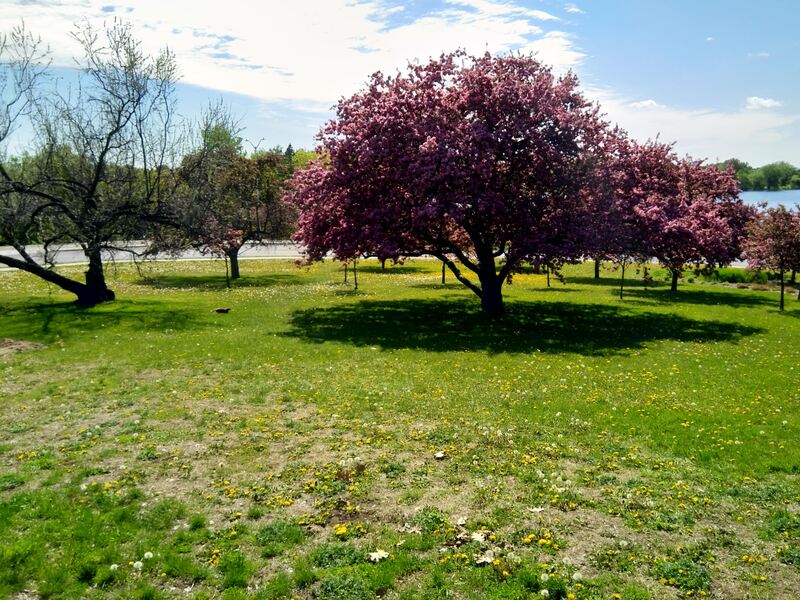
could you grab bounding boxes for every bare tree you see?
[0,20,179,305]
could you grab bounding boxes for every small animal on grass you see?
[214,308,231,314]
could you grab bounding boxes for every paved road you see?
[0,240,303,269]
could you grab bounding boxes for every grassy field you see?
[1,258,798,600]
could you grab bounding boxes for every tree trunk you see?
[79,246,115,306]
[0,252,101,303]
[670,270,679,292]
[619,260,626,300]
[546,265,551,288]
[780,269,785,311]
[791,269,796,284]
[478,272,504,317]
[343,262,348,283]
[227,247,241,280]
[594,258,601,280]
[223,255,230,289]
[353,259,358,290]
[441,260,446,284]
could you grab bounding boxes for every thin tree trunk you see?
[343,262,348,283]
[442,260,446,284]
[780,268,785,311]
[791,269,796,284]
[670,270,679,292]
[619,260,626,300]
[353,258,358,290]
[227,247,240,280]
[546,265,551,288]
[594,258,601,280]
[224,255,230,289]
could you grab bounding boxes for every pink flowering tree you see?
[633,152,752,291]
[745,205,800,310]
[290,52,610,316]
[580,133,657,295]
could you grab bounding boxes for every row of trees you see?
[718,158,800,191]
[289,51,754,315]
[0,25,794,316]
[0,23,303,304]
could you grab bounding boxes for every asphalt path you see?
[0,240,303,269]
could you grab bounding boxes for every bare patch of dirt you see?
[0,338,47,356]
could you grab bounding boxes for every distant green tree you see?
[718,158,800,191]
[284,144,295,174]
[761,161,796,190]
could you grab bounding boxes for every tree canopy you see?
[290,52,752,314]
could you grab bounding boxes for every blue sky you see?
[1,0,798,165]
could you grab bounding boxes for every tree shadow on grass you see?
[566,277,777,308]
[356,265,426,275]
[621,287,775,308]
[136,273,304,291]
[566,276,660,289]
[285,298,762,356]
[0,299,205,344]
[411,282,471,291]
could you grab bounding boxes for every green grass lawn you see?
[1,259,798,600]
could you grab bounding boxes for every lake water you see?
[740,189,800,209]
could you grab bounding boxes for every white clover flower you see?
[109,564,119,571]
[540,590,550,598]
[368,549,389,562]
[144,551,153,560]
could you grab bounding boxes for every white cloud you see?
[445,0,559,21]
[706,36,714,42]
[589,88,799,165]
[748,51,770,58]
[628,99,663,109]
[0,0,580,108]
[745,96,783,110]
[564,3,584,14]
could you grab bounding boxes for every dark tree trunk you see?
[78,246,115,306]
[619,260,626,300]
[670,270,679,292]
[227,247,241,280]
[353,259,358,290]
[780,269,785,311]
[478,271,504,317]
[343,262,348,283]
[0,252,101,304]
[441,260,446,284]
[381,258,386,270]
[791,269,796,284]
[594,258,601,280]
[546,265,551,288]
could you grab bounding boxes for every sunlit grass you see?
[1,258,798,599]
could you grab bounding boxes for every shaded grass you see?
[287,298,761,355]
